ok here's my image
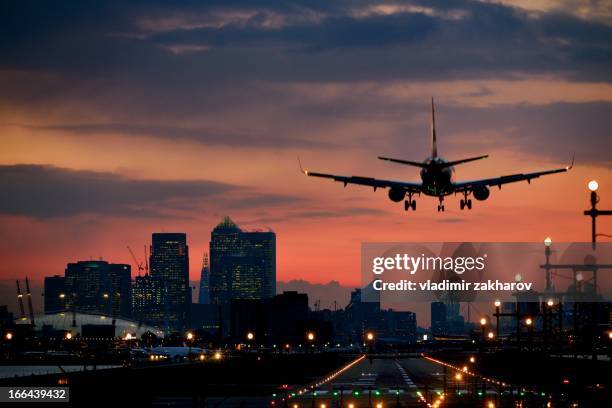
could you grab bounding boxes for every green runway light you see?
[291,393,295,397]
[333,392,338,396]
[374,390,380,396]
[353,391,360,396]
[541,393,546,397]
[272,394,276,397]
[477,391,483,396]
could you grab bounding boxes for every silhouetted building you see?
[209,217,276,304]
[64,261,131,318]
[44,275,66,314]
[150,233,190,330]
[132,274,165,326]
[269,291,309,344]
[431,302,447,335]
[198,253,210,304]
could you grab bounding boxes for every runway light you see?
[608,331,612,339]
[487,402,495,408]
[199,354,205,361]
[348,404,355,408]
[544,237,552,247]
[494,300,501,307]
[525,317,533,326]
[455,373,463,381]
[5,332,13,340]
[487,332,495,339]
[320,404,326,408]
[376,403,383,408]
[588,180,599,192]
[186,332,194,340]
[65,332,72,340]
[247,332,254,340]
[462,365,468,372]
[469,356,476,363]
[547,299,554,307]
[214,351,222,360]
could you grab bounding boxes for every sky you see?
[1,0,612,317]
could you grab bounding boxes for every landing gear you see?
[460,192,472,210]
[404,194,416,211]
[437,197,445,212]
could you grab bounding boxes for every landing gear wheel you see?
[460,199,465,210]
[404,200,410,211]
[467,199,472,210]
[441,205,445,212]
[411,200,416,211]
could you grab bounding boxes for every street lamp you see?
[480,317,487,326]
[246,331,254,341]
[65,332,72,340]
[307,332,315,342]
[5,332,13,340]
[366,332,375,341]
[469,356,476,363]
[525,317,533,326]
[547,299,554,307]
[584,180,612,248]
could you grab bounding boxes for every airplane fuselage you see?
[419,156,455,196]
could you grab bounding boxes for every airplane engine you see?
[388,188,406,202]
[473,185,490,201]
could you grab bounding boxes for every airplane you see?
[300,98,573,212]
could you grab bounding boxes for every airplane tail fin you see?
[431,97,437,158]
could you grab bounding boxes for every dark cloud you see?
[16,123,332,149]
[0,164,236,218]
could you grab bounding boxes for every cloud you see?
[16,123,332,149]
[0,164,237,218]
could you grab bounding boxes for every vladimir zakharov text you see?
[372,279,533,291]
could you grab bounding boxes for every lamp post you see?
[584,181,612,249]
[186,332,194,362]
[494,300,501,339]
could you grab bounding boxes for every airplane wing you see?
[300,161,421,192]
[454,158,573,192]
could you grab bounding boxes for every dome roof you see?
[15,312,164,338]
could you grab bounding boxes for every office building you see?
[64,261,132,318]
[44,275,66,314]
[209,217,276,305]
[149,233,190,330]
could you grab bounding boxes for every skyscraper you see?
[209,216,276,305]
[132,274,165,325]
[64,261,131,317]
[149,233,190,330]
[44,275,66,314]
[198,253,210,304]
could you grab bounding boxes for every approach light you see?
[588,180,599,192]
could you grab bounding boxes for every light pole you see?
[584,180,612,249]
[494,300,501,339]
[186,332,194,362]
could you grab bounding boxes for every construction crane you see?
[25,277,35,326]
[127,245,144,277]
